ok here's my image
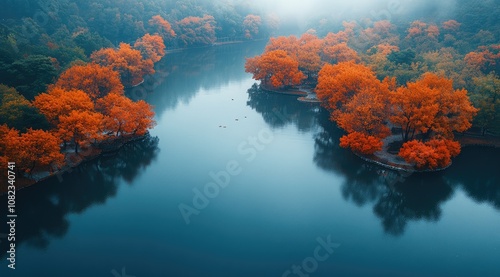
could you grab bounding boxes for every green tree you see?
[0,85,49,131]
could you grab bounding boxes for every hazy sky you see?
[251,0,459,22]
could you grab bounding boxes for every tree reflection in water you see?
[246,83,319,132]
[247,88,460,236]
[445,146,500,210]
[0,134,159,258]
[313,109,454,235]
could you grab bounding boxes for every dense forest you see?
[0,0,499,178]
[245,2,499,170]
[0,0,280,179]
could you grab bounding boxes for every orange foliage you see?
[55,63,124,100]
[427,25,440,39]
[134,33,166,63]
[316,61,385,112]
[3,128,64,174]
[390,73,477,141]
[406,20,427,38]
[399,139,461,169]
[465,45,500,72]
[0,124,20,164]
[57,110,104,153]
[342,21,356,37]
[149,15,176,38]
[243,14,262,39]
[339,132,383,155]
[377,44,400,56]
[33,87,94,125]
[321,42,359,64]
[464,51,488,70]
[265,36,300,59]
[373,20,395,37]
[177,15,217,46]
[245,50,305,88]
[323,31,349,46]
[297,33,323,75]
[91,43,155,87]
[442,20,461,31]
[362,20,397,44]
[336,89,390,138]
[97,93,156,137]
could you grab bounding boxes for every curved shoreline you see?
[353,153,451,173]
[353,139,499,173]
[258,83,499,173]
[260,84,308,96]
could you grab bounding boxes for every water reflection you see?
[140,41,267,118]
[446,147,500,210]
[314,109,455,236]
[0,135,159,258]
[246,84,319,132]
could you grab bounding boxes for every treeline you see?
[246,18,499,170]
[0,0,279,104]
[0,30,164,179]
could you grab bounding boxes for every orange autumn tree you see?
[134,33,166,63]
[366,20,398,44]
[91,43,155,87]
[390,73,478,141]
[321,29,359,64]
[321,42,360,64]
[33,87,94,125]
[55,63,124,100]
[339,132,384,155]
[399,139,461,170]
[297,32,323,78]
[18,129,64,174]
[243,14,262,39]
[406,20,428,38]
[336,87,391,138]
[392,74,477,169]
[465,45,500,73]
[442,20,461,32]
[316,61,392,154]
[97,93,156,137]
[3,128,64,174]
[57,110,104,153]
[0,124,19,169]
[264,36,300,58]
[149,15,176,39]
[316,61,384,114]
[177,15,217,47]
[245,50,305,88]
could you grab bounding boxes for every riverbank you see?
[353,133,500,173]
[0,133,150,195]
[166,38,266,54]
[260,84,322,103]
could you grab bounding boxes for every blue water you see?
[1,41,499,277]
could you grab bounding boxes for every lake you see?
[1,41,499,277]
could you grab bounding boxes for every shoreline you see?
[0,133,149,195]
[258,84,499,173]
[353,137,499,173]
[165,38,266,54]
